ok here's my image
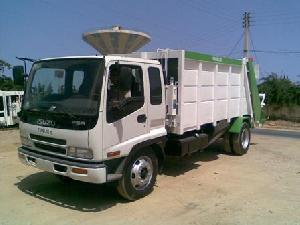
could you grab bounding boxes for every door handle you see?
[137,114,147,123]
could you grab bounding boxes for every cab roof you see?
[38,55,160,65]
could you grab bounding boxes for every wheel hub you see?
[130,156,153,190]
[241,128,250,149]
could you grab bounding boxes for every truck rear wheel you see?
[117,148,158,201]
[223,132,232,154]
[231,122,251,155]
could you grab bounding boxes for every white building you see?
[0,91,24,126]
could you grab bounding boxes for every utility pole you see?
[243,12,250,58]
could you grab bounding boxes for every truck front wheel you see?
[117,148,158,201]
[231,122,251,155]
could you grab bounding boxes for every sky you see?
[1,0,300,82]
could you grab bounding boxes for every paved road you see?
[253,128,300,139]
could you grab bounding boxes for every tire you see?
[223,132,232,154]
[230,122,251,155]
[117,148,158,201]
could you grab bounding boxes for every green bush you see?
[259,74,300,122]
[258,73,300,107]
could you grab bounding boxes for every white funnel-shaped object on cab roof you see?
[82,26,151,55]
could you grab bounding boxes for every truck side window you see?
[107,64,144,123]
[148,67,162,105]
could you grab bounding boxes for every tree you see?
[258,73,299,106]
[46,83,53,95]
[0,59,24,91]
[0,59,11,77]
[0,79,14,91]
[258,73,300,122]
[0,59,11,70]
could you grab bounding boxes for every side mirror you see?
[13,66,25,86]
[109,63,121,75]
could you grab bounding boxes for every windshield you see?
[23,58,104,116]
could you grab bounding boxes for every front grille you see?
[30,134,66,145]
[34,142,66,155]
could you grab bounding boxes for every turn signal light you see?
[107,151,120,158]
[71,167,88,174]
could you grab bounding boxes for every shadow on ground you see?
[162,140,225,177]
[15,140,233,212]
[15,172,125,212]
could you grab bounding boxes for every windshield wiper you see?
[28,108,40,112]
[49,104,76,119]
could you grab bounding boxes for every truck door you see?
[102,61,148,158]
[146,66,165,131]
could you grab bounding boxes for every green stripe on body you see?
[247,61,262,124]
[185,51,242,66]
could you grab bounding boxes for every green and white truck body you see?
[18,49,261,200]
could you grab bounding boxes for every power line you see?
[249,31,260,63]
[196,0,240,20]
[86,0,231,46]
[251,13,300,26]
[248,31,269,78]
[255,15,300,21]
[173,0,242,49]
[84,0,242,53]
[254,11,300,18]
[4,0,244,57]
[253,21,300,26]
[41,0,189,48]
[249,9,300,27]
[250,50,300,54]
[185,0,238,22]
[227,33,243,57]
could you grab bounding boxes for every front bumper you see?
[18,147,107,184]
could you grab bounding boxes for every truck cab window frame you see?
[106,64,144,123]
[148,67,162,105]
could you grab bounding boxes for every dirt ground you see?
[263,120,300,131]
[0,129,299,225]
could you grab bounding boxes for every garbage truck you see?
[18,27,262,200]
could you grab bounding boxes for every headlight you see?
[20,136,32,147]
[67,147,93,159]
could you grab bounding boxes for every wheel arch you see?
[149,142,165,173]
[229,116,252,134]
[115,136,167,174]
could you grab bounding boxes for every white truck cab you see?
[18,55,167,200]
